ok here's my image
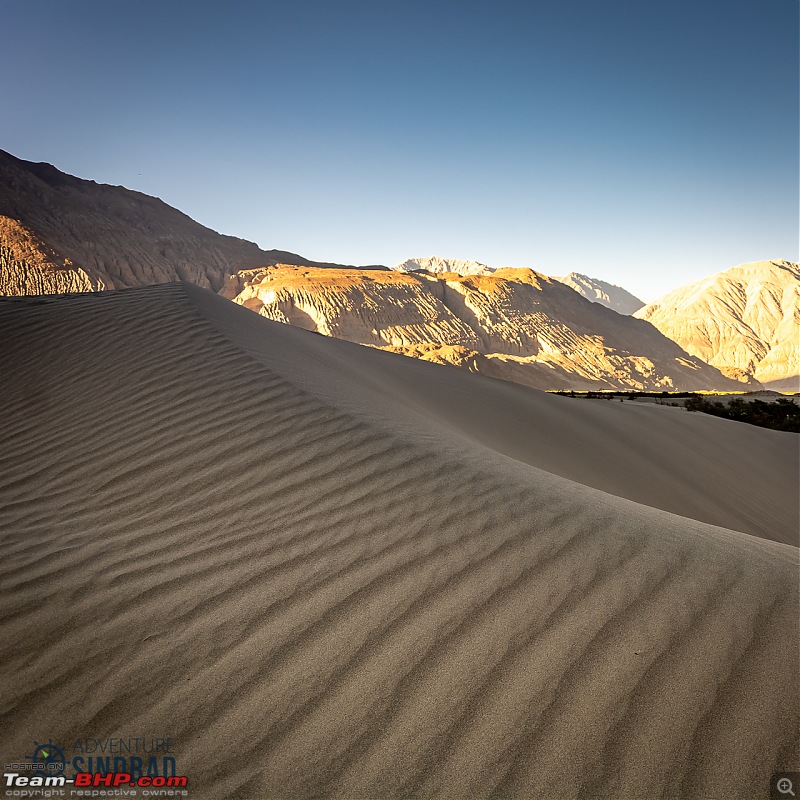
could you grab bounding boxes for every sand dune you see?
[0,283,797,800]
[197,284,797,545]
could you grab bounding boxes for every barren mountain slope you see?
[223,264,481,347]
[224,264,744,391]
[0,149,365,296]
[635,260,800,389]
[557,271,645,314]
[0,284,795,800]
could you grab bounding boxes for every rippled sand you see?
[0,283,796,799]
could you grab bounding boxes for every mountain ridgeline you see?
[556,272,645,315]
[635,260,799,390]
[393,256,495,276]
[0,149,795,391]
[223,265,745,391]
[0,149,376,296]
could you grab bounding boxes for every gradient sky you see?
[2,0,797,301]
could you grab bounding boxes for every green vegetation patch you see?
[684,397,800,433]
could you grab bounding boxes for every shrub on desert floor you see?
[685,396,800,432]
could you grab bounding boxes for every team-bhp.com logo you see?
[4,772,188,789]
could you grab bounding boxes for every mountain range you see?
[393,256,495,276]
[635,260,799,390]
[0,148,374,296]
[223,265,740,391]
[1,149,796,391]
[394,260,646,316]
[556,272,645,315]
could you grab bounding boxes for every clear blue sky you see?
[2,0,797,300]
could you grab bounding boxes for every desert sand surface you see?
[0,283,797,800]
[201,284,797,546]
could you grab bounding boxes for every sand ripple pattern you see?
[0,284,796,799]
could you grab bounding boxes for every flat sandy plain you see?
[0,283,797,799]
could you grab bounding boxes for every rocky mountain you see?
[223,264,744,391]
[398,262,646,315]
[635,260,799,390]
[1,150,788,392]
[556,272,644,315]
[0,149,370,296]
[394,256,495,276]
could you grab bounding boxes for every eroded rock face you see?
[226,264,743,391]
[222,266,482,348]
[635,260,800,390]
[0,149,358,296]
[556,272,644,315]
[0,216,105,295]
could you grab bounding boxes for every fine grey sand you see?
[0,283,797,799]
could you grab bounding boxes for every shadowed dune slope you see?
[0,284,797,800]
[194,284,798,546]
